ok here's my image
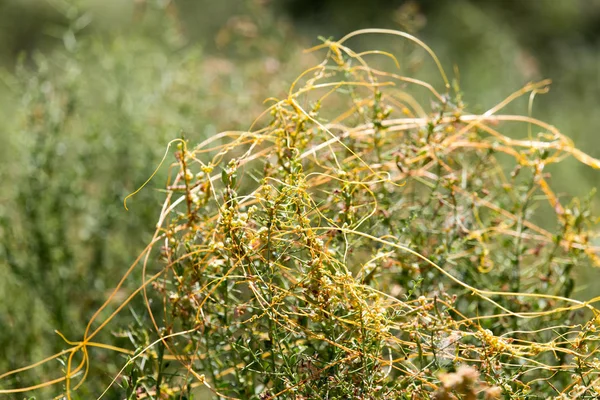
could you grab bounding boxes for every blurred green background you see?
[0,0,598,397]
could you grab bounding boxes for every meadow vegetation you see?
[1,1,600,399]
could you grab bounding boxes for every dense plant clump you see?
[3,29,600,399]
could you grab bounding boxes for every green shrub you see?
[132,30,600,399]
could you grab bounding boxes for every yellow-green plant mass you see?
[3,29,600,399]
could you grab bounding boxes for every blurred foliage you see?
[0,0,310,396]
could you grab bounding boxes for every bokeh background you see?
[0,0,598,397]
